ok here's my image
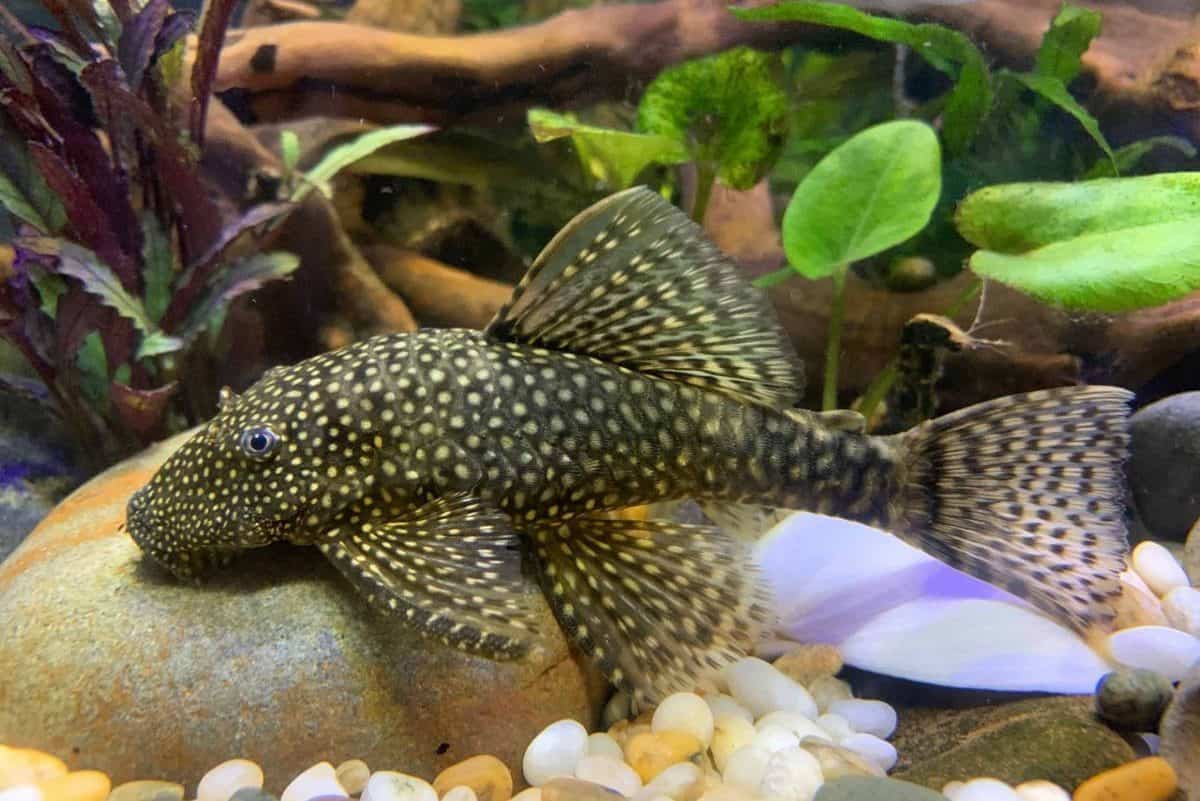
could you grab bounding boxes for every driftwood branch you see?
[213,0,1200,140]
[364,244,514,331]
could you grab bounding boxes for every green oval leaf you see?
[970,219,1200,312]
[527,108,688,189]
[781,120,942,279]
[955,173,1200,253]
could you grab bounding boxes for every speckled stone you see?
[814,776,944,801]
[1095,669,1175,732]
[1129,392,1200,542]
[0,431,606,789]
[890,696,1136,791]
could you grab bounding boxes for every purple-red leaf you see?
[111,379,176,439]
[53,282,102,367]
[117,0,170,92]
[155,11,196,63]
[177,251,299,343]
[188,0,238,147]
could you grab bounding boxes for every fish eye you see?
[238,426,280,459]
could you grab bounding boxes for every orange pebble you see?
[1072,757,1178,801]
[0,747,68,789]
[432,755,513,801]
[37,771,111,801]
[623,730,703,783]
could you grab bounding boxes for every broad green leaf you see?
[140,213,174,323]
[0,170,58,232]
[527,109,688,189]
[970,219,1200,312]
[1083,136,1196,180]
[732,3,991,155]
[136,330,184,360]
[77,331,110,410]
[955,173,1200,253]
[280,130,301,172]
[292,124,435,204]
[1035,4,1101,85]
[29,268,67,318]
[781,120,942,279]
[155,35,187,89]
[637,47,788,189]
[0,123,67,233]
[177,251,300,342]
[1005,72,1115,171]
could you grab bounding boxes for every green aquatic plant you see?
[759,120,942,411]
[0,0,297,465]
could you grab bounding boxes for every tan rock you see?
[38,771,111,801]
[623,731,703,783]
[433,755,513,801]
[0,431,606,789]
[0,747,68,788]
[106,780,184,801]
[772,645,843,686]
[540,777,627,800]
[1113,570,1169,628]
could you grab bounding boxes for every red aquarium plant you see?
[0,0,298,467]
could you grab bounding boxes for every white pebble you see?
[705,694,754,725]
[1132,542,1190,597]
[575,755,643,797]
[722,745,772,794]
[751,724,801,755]
[1013,780,1071,801]
[653,692,716,746]
[698,788,757,801]
[197,759,265,801]
[840,733,897,773]
[828,699,897,739]
[759,746,824,801]
[711,716,758,771]
[756,712,831,744]
[1164,586,1200,637]
[0,787,41,801]
[587,733,625,761]
[943,781,966,800]
[336,760,370,796]
[1107,625,1200,681]
[954,778,1020,801]
[440,789,478,801]
[1139,732,1161,754]
[361,772,437,801]
[522,718,589,786]
[725,658,819,720]
[816,713,854,742]
[807,676,853,713]
[511,790,542,801]
[632,762,703,801]
[281,762,347,801]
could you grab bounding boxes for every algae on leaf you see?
[528,109,688,190]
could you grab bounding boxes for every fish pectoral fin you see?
[318,493,541,660]
[699,502,792,542]
[529,515,775,705]
[484,186,805,409]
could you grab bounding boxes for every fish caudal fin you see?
[893,386,1134,635]
[529,516,775,705]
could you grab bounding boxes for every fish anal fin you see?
[485,187,804,409]
[319,493,541,660]
[528,514,775,705]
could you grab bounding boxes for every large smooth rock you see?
[0,430,606,789]
[1161,668,1200,799]
[1130,392,1200,542]
[890,696,1137,791]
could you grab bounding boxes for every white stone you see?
[942,781,965,801]
[1164,586,1200,637]
[954,779,1020,801]
[632,762,704,801]
[335,760,370,796]
[522,718,590,786]
[1013,780,1071,801]
[758,746,824,801]
[360,772,437,801]
[711,716,758,772]
[575,755,643,797]
[1107,625,1200,682]
[698,788,757,801]
[827,699,897,739]
[816,713,854,742]
[281,762,347,801]
[1132,542,1190,597]
[840,733,897,773]
[807,676,853,713]
[0,787,41,801]
[724,658,819,720]
[197,759,265,801]
[751,724,802,755]
[440,788,478,801]
[721,745,771,794]
[705,694,755,725]
[653,692,716,746]
[587,733,625,761]
[755,712,831,744]
[510,790,542,801]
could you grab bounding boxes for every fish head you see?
[125,380,318,579]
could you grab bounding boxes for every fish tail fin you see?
[530,515,776,705]
[891,385,1134,634]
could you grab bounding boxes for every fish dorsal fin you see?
[486,187,804,408]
